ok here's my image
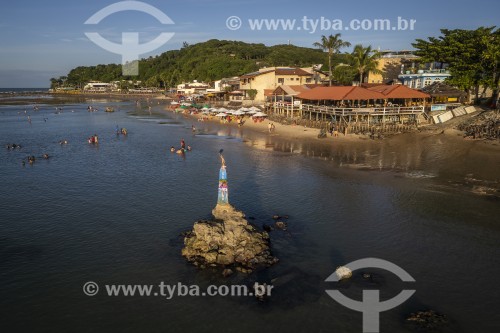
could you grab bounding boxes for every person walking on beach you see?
[268,123,272,133]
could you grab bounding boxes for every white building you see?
[83,81,117,92]
[176,80,210,95]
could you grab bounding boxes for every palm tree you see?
[349,44,382,84]
[313,34,351,86]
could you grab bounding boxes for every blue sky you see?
[0,0,498,87]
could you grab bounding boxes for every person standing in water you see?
[181,139,185,149]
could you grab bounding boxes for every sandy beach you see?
[165,103,500,148]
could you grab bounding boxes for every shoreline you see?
[164,104,500,149]
[162,105,500,196]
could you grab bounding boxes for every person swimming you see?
[170,146,175,152]
[176,148,185,154]
[187,145,192,151]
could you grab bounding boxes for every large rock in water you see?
[182,204,278,271]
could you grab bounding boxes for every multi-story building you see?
[398,69,451,89]
[365,50,419,84]
[239,67,326,102]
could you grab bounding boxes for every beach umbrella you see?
[252,111,267,117]
[202,105,210,109]
[249,106,260,111]
[215,112,228,117]
[218,107,228,112]
[232,110,245,115]
[246,109,257,114]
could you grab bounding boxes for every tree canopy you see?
[54,39,327,89]
[313,34,351,86]
[412,26,499,105]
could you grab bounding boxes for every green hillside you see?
[55,39,327,88]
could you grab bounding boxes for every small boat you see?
[105,107,115,112]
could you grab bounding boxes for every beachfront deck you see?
[265,102,427,134]
[266,102,426,124]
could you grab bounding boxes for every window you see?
[306,78,312,83]
[278,78,284,84]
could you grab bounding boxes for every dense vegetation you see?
[51,39,327,88]
[412,26,499,105]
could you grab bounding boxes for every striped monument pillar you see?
[217,152,229,205]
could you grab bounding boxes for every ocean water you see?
[0,99,499,332]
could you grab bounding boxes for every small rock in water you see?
[253,282,270,302]
[335,266,352,280]
[275,221,287,230]
[362,273,372,279]
[222,268,233,277]
[406,310,448,330]
[272,215,280,220]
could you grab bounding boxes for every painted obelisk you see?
[217,151,229,205]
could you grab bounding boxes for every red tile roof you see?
[240,67,313,79]
[272,84,313,96]
[367,84,430,99]
[274,68,313,76]
[264,89,274,96]
[296,86,384,101]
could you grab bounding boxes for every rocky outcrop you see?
[181,204,278,272]
[406,310,448,330]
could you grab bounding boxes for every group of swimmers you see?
[88,134,99,144]
[21,154,49,166]
[170,138,192,154]
[116,127,127,135]
[5,143,22,150]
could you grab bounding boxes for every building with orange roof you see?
[266,84,429,126]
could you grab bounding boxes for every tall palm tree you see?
[349,44,382,84]
[313,34,351,86]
